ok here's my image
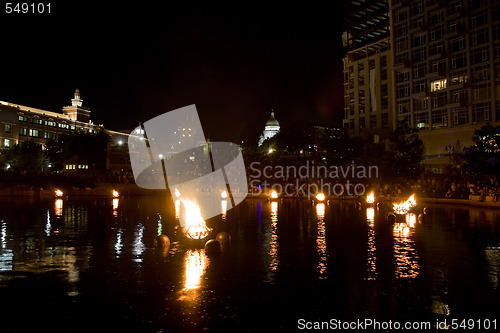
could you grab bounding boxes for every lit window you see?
[431,79,447,92]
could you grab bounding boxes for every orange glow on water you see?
[55,199,63,217]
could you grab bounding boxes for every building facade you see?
[343,0,500,171]
[258,111,280,146]
[391,0,500,171]
[343,0,395,139]
[0,90,130,172]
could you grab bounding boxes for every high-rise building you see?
[344,0,500,172]
[343,0,394,139]
[391,0,500,171]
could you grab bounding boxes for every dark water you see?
[0,196,499,332]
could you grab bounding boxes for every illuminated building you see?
[343,0,394,140]
[343,0,500,172]
[391,0,500,172]
[0,89,130,172]
[258,110,280,146]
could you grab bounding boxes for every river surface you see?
[0,196,499,332]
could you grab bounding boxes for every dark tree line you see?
[0,130,110,172]
[249,121,424,178]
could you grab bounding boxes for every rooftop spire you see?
[71,89,83,107]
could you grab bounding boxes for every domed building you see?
[258,110,280,146]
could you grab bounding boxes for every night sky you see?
[0,2,345,144]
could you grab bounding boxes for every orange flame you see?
[393,194,417,215]
[316,193,325,202]
[174,189,211,240]
[366,192,375,204]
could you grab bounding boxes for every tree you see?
[2,140,46,171]
[389,121,424,176]
[463,125,500,174]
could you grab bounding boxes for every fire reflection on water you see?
[269,201,279,272]
[316,203,327,279]
[366,208,377,280]
[393,213,420,279]
[178,249,208,301]
[55,199,63,217]
[112,198,119,217]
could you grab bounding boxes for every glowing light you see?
[270,190,278,199]
[112,190,119,198]
[406,213,416,228]
[221,190,228,199]
[112,198,119,217]
[316,193,326,202]
[181,199,212,240]
[221,200,227,219]
[393,194,417,215]
[182,249,207,292]
[175,199,181,219]
[271,201,278,216]
[366,207,375,225]
[54,189,63,198]
[55,199,63,217]
[316,203,325,217]
[366,192,375,204]
[268,148,274,154]
[407,194,417,208]
[175,188,181,198]
[316,203,327,278]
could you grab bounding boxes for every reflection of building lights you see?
[366,192,375,204]
[133,224,145,261]
[55,189,63,198]
[270,190,278,199]
[45,210,51,236]
[316,193,325,202]
[115,228,123,257]
[316,203,325,217]
[112,190,119,198]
